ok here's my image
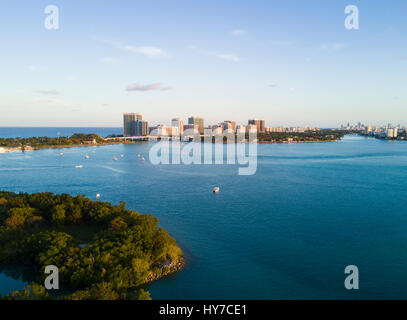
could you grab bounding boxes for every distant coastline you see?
[0,139,340,153]
[0,130,349,153]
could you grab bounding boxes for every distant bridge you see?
[104,136,150,142]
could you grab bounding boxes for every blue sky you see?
[0,0,406,127]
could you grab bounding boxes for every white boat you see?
[85,155,89,159]
[96,193,101,200]
[75,165,83,168]
[60,152,63,156]
[213,187,220,193]
[113,157,118,161]
[141,157,145,161]
[137,153,141,157]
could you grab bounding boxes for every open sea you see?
[1,127,407,299]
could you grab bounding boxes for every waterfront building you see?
[150,124,167,136]
[223,120,236,132]
[183,124,199,134]
[172,118,184,135]
[188,116,205,134]
[123,113,144,136]
[246,124,257,133]
[211,125,223,135]
[236,125,246,134]
[387,128,398,139]
[135,120,149,136]
[167,126,179,136]
[248,119,265,133]
[123,113,136,136]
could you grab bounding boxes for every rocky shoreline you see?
[144,257,185,284]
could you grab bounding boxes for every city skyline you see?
[0,0,406,127]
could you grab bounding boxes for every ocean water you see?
[0,127,122,138]
[1,134,407,299]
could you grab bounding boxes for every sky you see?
[0,0,406,128]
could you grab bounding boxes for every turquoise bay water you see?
[1,135,407,299]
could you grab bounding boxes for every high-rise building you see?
[248,119,265,133]
[236,125,246,134]
[123,113,135,136]
[183,124,199,134]
[171,118,184,135]
[135,120,149,136]
[211,124,224,135]
[188,116,205,134]
[223,120,236,132]
[123,113,144,136]
[246,124,257,133]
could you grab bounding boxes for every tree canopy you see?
[0,191,183,300]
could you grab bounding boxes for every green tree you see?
[4,283,51,300]
[51,204,66,226]
[109,217,128,231]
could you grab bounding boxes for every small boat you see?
[96,193,101,200]
[141,157,145,161]
[120,154,124,158]
[113,157,118,161]
[137,153,141,157]
[75,165,83,169]
[60,152,63,156]
[213,187,220,194]
[85,155,89,159]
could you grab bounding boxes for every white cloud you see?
[96,38,168,59]
[201,50,240,63]
[36,90,60,95]
[28,65,46,72]
[123,45,167,58]
[188,45,240,63]
[126,82,171,91]
[271,40,294,46]
[320,42,345,51]
[216,53,240,62]
[101,57,119,66]
[33,98,71,107]
[232,29,247,36]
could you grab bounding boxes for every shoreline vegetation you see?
[0,130,350,153]
[0,191,184,300]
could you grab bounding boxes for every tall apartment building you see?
[171,118,184,135]
[248,119,265,133]
[123,113,135,136]
[223,120,236,132]
[123,113,146,136]
[183,124,199,134]
[188,116,205,135]
[246,124,258,133]
[135,120,149,136]
[236,125,246,134]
